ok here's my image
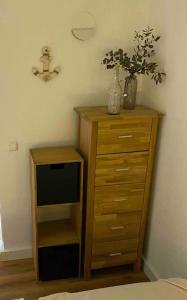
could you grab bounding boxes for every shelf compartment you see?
[38,244,80,281]
[38,219,79,248]
[36,162,80,206]
[37,202,79,209]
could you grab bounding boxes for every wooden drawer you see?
[95,152,148,186]
[92,252,137,269]
[94,183,144,215]
[93,212,141,242]
[91,239,138,269]
[97,118,152,154]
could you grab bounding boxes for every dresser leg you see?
[133,259,142,273]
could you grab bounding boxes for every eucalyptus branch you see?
[102,27,166,84]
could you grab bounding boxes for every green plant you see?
[102,27,166,84]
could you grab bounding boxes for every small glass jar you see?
[107,66,122,115]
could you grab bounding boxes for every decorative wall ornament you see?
[32,46,61,82]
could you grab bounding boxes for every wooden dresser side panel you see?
[79,117,98,279]
[30,157,38,280]
[134,116,159,271]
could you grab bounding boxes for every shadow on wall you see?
[143,119,165,258]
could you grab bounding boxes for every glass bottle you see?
[107,66,122,115]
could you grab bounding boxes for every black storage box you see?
[38,244,79,281]
[36,162,80,206]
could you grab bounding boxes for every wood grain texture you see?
[78,117,98,279]
[31,147,83,165]
[94,183,144,215]
[30,157,39,280]
[95,152,148,186]
[0,259,148,300]
[93,212,141,242]
[97,117,152,154]
[92,252,137,270]
[72,161,84,275]
[92,239,139,256]
[38,219,79,247]
[92,239,139,269]
[75,106,162,278]
[74,105,163,122]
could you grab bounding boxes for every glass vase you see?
[123,74,138,109]
[107,67,122,115]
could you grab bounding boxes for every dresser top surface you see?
[30,147,83,165]
[74,105,163,121]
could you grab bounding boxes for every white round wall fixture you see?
[71,12,96,41]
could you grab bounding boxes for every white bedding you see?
[39,278,187,300]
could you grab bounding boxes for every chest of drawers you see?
[75,105,162,279]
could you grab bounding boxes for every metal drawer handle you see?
[118,135,133,139]
[114,198,127,202]
[111,226,125,230]
[109,252,122,257]
[116,168,129,172]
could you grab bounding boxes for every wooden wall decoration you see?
[32,46,60,82]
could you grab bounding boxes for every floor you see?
[0,259,148,300]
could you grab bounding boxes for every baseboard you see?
[0,247,32,261]
[143,257,160,281]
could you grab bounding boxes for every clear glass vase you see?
[107,67,122,115]
[123,74,138,110]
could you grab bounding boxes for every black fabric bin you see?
[36,162,80,206]
[38,244,79,281]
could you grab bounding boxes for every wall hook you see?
[32,46,61,82]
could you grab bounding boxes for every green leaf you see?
[155,36,160,41]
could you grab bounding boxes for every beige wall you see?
[0,0,150,254]
[2,1,186,276]
[141,0,187,278]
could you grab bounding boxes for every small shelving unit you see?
[30,147,84,281]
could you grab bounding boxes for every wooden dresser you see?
[75,106,162,279]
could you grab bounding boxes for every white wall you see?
[0,0,151,255]
[141,0,187,279]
